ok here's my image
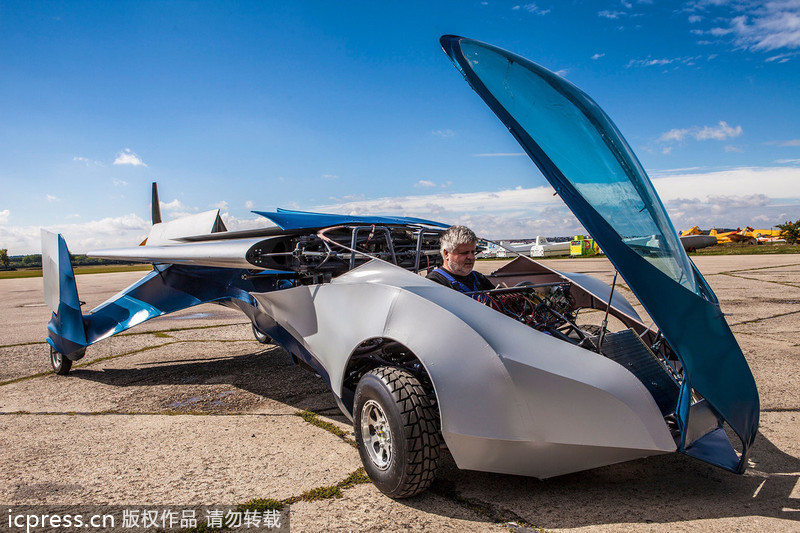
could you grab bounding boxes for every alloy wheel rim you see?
[50,348,61,369]
[361,399,392,470]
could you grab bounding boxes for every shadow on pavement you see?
[400,431,800,528]
[65,343,346,421]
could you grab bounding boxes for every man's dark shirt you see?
[426,268,494,293]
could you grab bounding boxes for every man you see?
[427,225,494,298]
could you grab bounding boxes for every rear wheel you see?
[252,324,272,344]
[50,346,73,375]
[354,366,440,498]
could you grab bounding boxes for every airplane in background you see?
[679,226,718,252]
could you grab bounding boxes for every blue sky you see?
[1,0,799,254]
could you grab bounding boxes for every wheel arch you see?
[340,336,440,424]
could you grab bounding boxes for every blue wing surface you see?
[441,35,758,473]
[254,209,449,230]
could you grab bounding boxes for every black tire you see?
[353,366,440,498]
[50,346,73,375]
[252,324,272,344]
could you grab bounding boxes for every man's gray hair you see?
[440,225,478,254]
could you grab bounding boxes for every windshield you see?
[448,38,698,294]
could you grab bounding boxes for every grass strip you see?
[296,409,357,447]
[0,265,152,279]
[690,245,800,256]
[183,467,369,532]
[0,341,48,349]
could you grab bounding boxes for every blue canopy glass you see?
[441,35,758,473]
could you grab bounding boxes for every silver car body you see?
[253,259,674,478]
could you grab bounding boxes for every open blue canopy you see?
[441,35,758,473]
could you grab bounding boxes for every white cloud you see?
[311,185,577,239]
[696,121,742,140]
[159,199,184,212]
[658,121,742,143]
[652,166,800,228]
[779,139,800,147]
[0,209,9,225]
[113,148,147,167]
[113,179,128,187]
[599,10,625,19]
[322,174,339,179]
[73,156,102,166]
[723,4,800,52]
[626,55,703,68]
[432,129,455,138]
[724,145,743,153]
[309,166,800,239]
[776,158,800,164]
[315,185,561,216]
[691,1,800,56]
[514,3,550,15]
[210,201,229,210]
[766,51,799,62]
[415,180,437,188]
[0,213,150,255]
[592,53,606,60]
[220,213,277,232]
[46,194,59,202]
[245,200,254,209]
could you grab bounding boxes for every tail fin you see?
[41,230,87,359]
[152,182,162,225]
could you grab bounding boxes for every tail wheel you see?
[354,366,440,498]
[252,324,272,344]
[50,346,73,375]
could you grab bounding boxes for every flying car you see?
[42,36,759,498]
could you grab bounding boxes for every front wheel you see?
[354,367,440,498]
[50,346,73,375]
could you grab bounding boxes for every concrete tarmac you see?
[1,256,799,532]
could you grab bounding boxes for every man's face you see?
[443,242,477,277]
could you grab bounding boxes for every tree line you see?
[776,220,800,245]
[0,251,128,270]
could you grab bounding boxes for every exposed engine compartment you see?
[245,225,444,282]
